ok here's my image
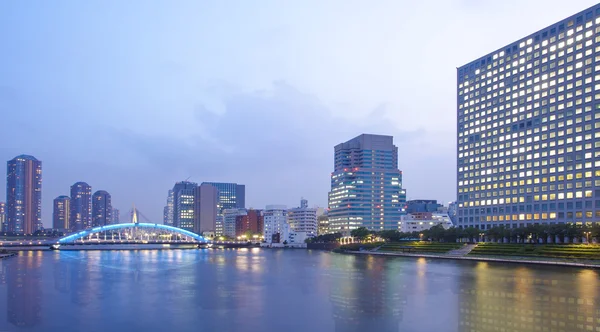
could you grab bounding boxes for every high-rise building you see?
[163,189,174,226]
[0,202,5,232]
[6,155,42,234]
[263,205,289,244]
[194,184,218,234]
[223,208,247,238]
[203,182,245,236]
[328,134,407,233]
[112,208,120,224]
[203,182,245,211]
[288,199,318,238]
[52,196,70,230]
[92,190,112,227]
[456,4,600,229]
[70,182,92,231]
[235,209,263,237]
[172,181,197,231]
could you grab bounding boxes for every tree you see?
[350,227,371,241]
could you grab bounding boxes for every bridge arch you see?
[57,223,208,244]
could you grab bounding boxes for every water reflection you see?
[329,255,405,332]
[458,262,600,332]
[0,250,598,332]
[8,252,43,328]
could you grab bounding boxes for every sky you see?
[0,0,598,227]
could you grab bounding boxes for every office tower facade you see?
[70,182,92,231]
[288,199,318,238]
[92,190,112,227]
[263,205,289,244]
[203,182,245,211]
[52,196,70,230]
[6,155,42,234]
[235,209,263,237]
[203,182,245,236]
[163,189,174,226]
[328,134,407,233]
[112,208,120,224]
[457,4,600,229]
[223,208,247,238]
[317,213,330,235]
[194,183,218,234]
[172,181,197,231]
[0,202,5,232]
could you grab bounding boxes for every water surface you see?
[0,249,598,332]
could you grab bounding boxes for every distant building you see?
[235,209,263,237]
[203,182,245,236]
[52,196,70,230]
[70,182,92,231]
[6,155,42,234]
[223,208,247,238]
[448,202,457,224]
[0,202,5,232]
[163,190,174,226]
[263,205,289,244]
[399,213,453,233]
[92,190,112,227]
[317,213,330,235]
[194,184,218,234]
[112,208,120,224]
[328,134,406,234]
[172,181,198,231]
[288,199,318,238]
[405,200,442,213]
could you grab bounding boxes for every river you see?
[0,249,598,332]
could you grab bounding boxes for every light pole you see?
[479,232,485,243]
[584,231,591,244]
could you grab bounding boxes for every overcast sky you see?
[0,0,597,227]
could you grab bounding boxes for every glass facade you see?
[328,134,406,233]
[92,190,112,227]
[70,182,92,231]
[202,182,245,236]
[172,181,197,232]
[457,4,600,229]
[6,155,42,234]
[53,196,70,230]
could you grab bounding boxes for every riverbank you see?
[344,250,600,269]
[0,251,17,259]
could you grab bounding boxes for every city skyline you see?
[2,1,596,227]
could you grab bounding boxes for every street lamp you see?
[479,232,485,242]
[584,231,591,244]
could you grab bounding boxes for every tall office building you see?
[70,182,92,231]
[92,190,112,227]
[0,202,5,232]
[172,181,197,231]
[457,4,600,229]
[328,134,407,233]
[288,199,318,238]
[52,196,70,230]
[163,189,174,226]
[112,208,120,224]
[194,184,218,234]
[203,182,245,210]
[6,155,42,234]
[203,182,245,236]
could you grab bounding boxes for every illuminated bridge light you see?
[57,223,208,244]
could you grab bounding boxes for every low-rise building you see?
[223,208,247,238]
[287,199,318,238]
[263,205,289,244]
[398,213,453,233]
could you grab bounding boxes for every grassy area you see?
[378,241,464,254]
[469,243,600,259]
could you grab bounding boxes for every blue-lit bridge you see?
[0,223,256,250]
